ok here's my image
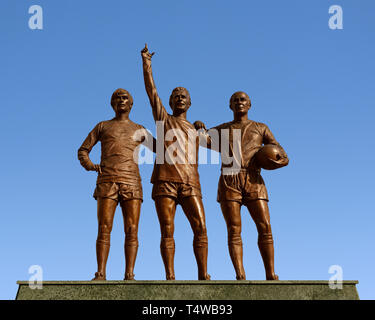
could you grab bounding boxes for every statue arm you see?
[141,44,167,121]
[193,121,221,152]
[263,124,279,146]
[146,135,157,154]
[263,124,288,160]
[77,123,102,173]
[139,127,157,153]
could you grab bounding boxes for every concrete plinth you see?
[16,280,359,300]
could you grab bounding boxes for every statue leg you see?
[220,200,246,280]
[180,196,211,280]
[120,199,142,280]
[245,199,278,280]
[155,196,177,280]
[93,197,117,281]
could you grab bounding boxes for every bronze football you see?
[254,144,289,170]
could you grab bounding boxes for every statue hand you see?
[94,164,102,174]
[270,146,289,168]
[271,157,289,167]
[141,43,155,60]
[277,145,288,160]
[193,121,207,131]
[89,164,102,174]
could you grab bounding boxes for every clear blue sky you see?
[1,0,374,300]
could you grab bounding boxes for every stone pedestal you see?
[16,280,359,300]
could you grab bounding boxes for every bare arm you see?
[141,44,167,121]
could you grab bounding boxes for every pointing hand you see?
[141,43,155,60]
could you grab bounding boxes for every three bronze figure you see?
[78,44,289,281]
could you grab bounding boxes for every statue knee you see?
[125,224,138,237]
[228,225,241,236]
[258,232,273,245]
[193,235,208,249]
[160,237,175,249]
[125,224,139,247]
[257,221,272,235]
[97,224,111,245]
[161,223,174,238]
[192,218,208,248]
[192,218,207,237]
[228,234,242,246]
[227,225,242,245]
[98,224,112,236]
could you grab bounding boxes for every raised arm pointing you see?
[141,44,166,121]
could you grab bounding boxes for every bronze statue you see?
[78,88,154,281]
[141,44,211,280]
[194,91,288,280]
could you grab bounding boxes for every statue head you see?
[110,88,133,114]
[229,91,251,114]
[169,87,191,113]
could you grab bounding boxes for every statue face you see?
[113,92,132,114]
[230,92,251,114]
[170,89,191,113]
